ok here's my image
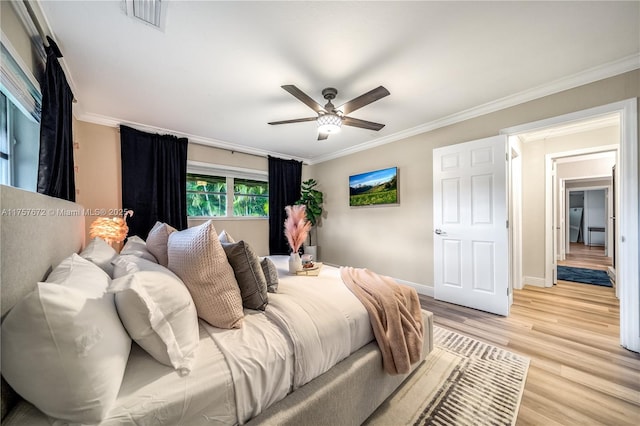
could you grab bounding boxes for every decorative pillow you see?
[121,236,158,263]
[261,257,279,293]
[109,271,199,375]
[218,229,236,244]
[79,237,118,277]
[167,220,244,329]
[222,241,268,310]
[146,221,177,267]
[1,257,131,424]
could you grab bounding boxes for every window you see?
[186,174,226,217]
[1,40,42,190]
[186,165,268,218]
[233,178,269,217]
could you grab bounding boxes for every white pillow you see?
[79,237,118,277]
[218,229,236,244]
[1,258,131,424]
[168,220,244,329]
[109,270,199,375]
[146,221,177,267]
[112,254,175,279]
[120,236,158,263]
[46,253,110,297]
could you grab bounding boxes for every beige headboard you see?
[0,185,86,419]
[0,185,85,317]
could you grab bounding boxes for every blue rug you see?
[557,266,611,287]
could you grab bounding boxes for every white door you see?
[433,135,509,316]
[552,162,558,285]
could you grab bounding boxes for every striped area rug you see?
[365,326,530,426]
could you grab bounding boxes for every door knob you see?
[435,229,447,235]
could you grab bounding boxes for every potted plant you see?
[296,178,323,259]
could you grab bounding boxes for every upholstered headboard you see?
[0,185,85,418]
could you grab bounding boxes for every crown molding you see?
[310,53,639,164]
[74,53,638,166]
[75,111,311,164]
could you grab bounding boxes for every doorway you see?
[555,152,616,278]
[502,98,638,353]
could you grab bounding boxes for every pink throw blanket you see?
[340,267,424,375]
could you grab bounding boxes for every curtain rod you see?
[22,0,49,48]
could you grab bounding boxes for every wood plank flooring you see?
[558,243,612,271]
[419,281,640,425]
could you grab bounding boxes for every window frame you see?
[0,34,42,188]
[186,161,268,220]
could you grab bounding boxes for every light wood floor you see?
[419,282,640,425]
[558,242,612,271]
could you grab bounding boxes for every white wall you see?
[584,189,606,245]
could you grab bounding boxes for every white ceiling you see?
[37,1,639,164]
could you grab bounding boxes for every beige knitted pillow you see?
[146,221,177,267]
[167,221,244,329]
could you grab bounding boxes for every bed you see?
[0,185,433,425]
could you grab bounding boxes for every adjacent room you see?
[1,1,639,425]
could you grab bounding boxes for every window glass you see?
[0,92,8,185]
[233,178,269,217]
[186,172,268,218]
[186,174,226,217]
[0,90,39,190]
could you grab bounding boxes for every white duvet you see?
[203,256,373,424]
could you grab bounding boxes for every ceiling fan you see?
[268,85,390,140]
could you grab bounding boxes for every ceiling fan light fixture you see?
[317,113,342,134]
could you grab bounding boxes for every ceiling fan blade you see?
[268,117,317,125]
[317,132,329,141]
[342,116,385,131]
[338,86,390,115]
[282,85,326,114]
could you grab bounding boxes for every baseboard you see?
[323,263,435,297]
[523,276,546,287]
[396,278,434,297]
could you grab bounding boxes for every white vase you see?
[289,252,302,274]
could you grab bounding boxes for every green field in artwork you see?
[349,189,397,206]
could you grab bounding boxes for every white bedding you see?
[204,256,374,424]
[4,324,236,426]
[3,257,374,426]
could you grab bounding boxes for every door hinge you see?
[506,220,509,228]
[507,287,510,296]
[506,152,509,161]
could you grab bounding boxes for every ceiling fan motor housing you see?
[322,87,338,100]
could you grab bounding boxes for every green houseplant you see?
[296,179,323,250]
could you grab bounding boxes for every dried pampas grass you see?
[284,204,311,253]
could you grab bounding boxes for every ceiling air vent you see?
[125,0,165,30]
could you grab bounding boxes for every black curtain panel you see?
[120,125,188,239]
[268,155,302,255]
[37,37,75,201]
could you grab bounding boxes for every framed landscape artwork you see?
[349,166,398,207]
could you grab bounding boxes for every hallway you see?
[558,242,612,271]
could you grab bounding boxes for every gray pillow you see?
[261,257,279,293]
[222,241,268,310]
